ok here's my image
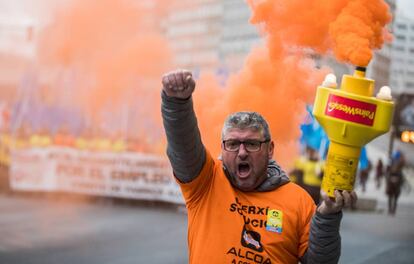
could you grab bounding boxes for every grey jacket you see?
[161,91,341,264]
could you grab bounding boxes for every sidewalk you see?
[355,144,414,212]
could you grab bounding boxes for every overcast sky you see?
[0,0,413,22]
[0,0,413,25]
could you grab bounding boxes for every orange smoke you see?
[195,0,392,167]
[195,46,329,166]
[37,0,173,148]
[329,0,392,66]
[249,0,392,66]
[35,0,393,164]
[249,0,347,55]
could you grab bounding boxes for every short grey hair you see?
[221,111,271,140]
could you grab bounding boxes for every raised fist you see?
[162,69,196,99]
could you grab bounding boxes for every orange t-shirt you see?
[178,151,316,264]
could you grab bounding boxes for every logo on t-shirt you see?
[266,209,283,233]
[241,226,263,252]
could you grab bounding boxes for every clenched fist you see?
[162,69,196,99]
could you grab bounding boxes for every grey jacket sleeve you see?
[161,91,206,183]
[301,211,342,264]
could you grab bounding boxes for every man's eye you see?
[245,141,259,147]
[227,141,239,147]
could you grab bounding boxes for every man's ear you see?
[268,141,274,159]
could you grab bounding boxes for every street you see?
[0,194,188,264]
[0,192,413,264]
[1,137,413,264]
[340,203,414,264]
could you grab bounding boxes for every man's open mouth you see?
[237,162,251,179]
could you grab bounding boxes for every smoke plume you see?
[37,0,172,148]
[35,0,392,165]
[194,0,392,166]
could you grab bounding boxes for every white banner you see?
[10,147,184,204]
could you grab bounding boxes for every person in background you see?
[386,150,406,215]
[375,158,384,189]
[358,160,372,193]
[0,123,11,169]
[90,128,112,152]
[161,69,357,264]
[291,146,323,204]
[53,125,75,147]
[75,128,93,150]
[0,120,10,192]
[29,127,52,148]
[12,124,31,150]
[111,131,127,152]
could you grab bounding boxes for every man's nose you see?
[237,144,248,158]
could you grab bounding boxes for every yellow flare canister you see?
[313,67,394,197]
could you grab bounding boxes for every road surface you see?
[0,193,413,264]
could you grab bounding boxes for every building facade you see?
[390,15,414,95]
[162,0,261,76]
[366,0,396,92]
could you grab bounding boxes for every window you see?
[394,46,405,51]
[396,35,406,41]
[397,24,407,30]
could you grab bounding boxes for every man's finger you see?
[162,75,170,88]
[185,76,195,90]
[320,190,333,206]
[174,71,184,91]
[183,70,191,87]
[334,190,344,208]
[168,74,177,90]
[342,191,351,208]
